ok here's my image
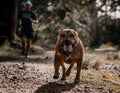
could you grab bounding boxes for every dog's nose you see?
[64,39,69,42]
[64,39,72,45]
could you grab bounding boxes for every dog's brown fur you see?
[53,28,84,83]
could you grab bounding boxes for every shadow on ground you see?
[0,55,52,64]
[35,82,77,93]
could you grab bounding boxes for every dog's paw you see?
[53,75,59,79]
[61,77,66,81]
[74,79,80,83]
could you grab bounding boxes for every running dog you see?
[53,28,84,83]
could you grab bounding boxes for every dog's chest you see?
[64,56,74,64]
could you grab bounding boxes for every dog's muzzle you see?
[60,39,75,56]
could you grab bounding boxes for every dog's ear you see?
[73,28,78,31]
[59,28,64,32]
[75,31,78,37]
[57,28,64,35]
[73,29,78,37]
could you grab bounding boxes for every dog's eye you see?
[70,34,74,37]
[61,34,65,37]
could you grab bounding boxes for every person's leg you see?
[24,32,34,58]
[20,31,27,55]
[21,36,27,55]
[21,37,27,55]
[25,38,32,58]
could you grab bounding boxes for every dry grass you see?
[0,44,44,57]
[80,50,120,92]
[81,69,120,92]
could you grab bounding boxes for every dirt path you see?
[0,50,120,93]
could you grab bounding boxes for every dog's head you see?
[57,28,79,56]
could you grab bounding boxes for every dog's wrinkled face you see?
[57,29,78,56]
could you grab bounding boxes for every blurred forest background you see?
[0,0,120,49]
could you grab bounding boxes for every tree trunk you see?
[10,0,18,43]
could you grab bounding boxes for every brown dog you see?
[53,28,84,83]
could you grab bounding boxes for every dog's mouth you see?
[62,45,73,52]
[60,39,75,56]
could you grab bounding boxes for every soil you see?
[0,46,120,93]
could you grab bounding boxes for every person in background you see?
[18,0,38,58]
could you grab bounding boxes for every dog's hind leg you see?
[66,62,75,76]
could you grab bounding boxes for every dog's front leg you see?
[75,58,83,83]
[53,57,60,79]
[61,62,66,81]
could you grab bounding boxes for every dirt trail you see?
[0,50,120,93]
